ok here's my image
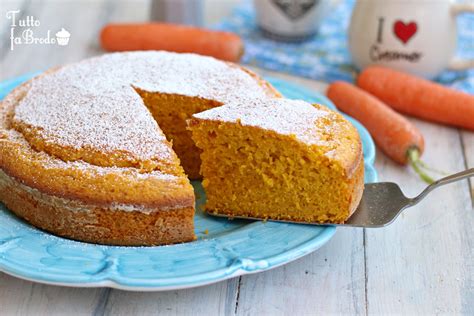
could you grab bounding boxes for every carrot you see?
[100,23,244,62]
[357,66,474,130]
[327,81,435,182]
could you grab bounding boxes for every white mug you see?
[150,0,203,26]
[348,0,474,78]
[254,0,333,41]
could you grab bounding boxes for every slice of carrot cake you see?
[188,98,364,224]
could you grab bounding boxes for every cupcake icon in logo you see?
[55,28,70,46]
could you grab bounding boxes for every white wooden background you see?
[0,0,473,315]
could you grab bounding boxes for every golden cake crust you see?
[0,170,195,246]
[0,78,195,246]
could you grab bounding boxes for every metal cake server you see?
[342,168,474,227]
[208,168,474,228]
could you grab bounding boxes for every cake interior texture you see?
[189,100,364,224]
[136,89,222,179]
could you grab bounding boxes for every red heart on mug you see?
[393,20,417,44]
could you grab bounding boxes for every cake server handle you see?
[409,168,474,206]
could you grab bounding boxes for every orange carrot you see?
[357,66,474,130]
[327,81,425,168]
[100,23,244,62]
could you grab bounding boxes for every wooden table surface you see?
[1,1,473,315]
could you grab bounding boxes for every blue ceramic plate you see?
[0,73,377,291]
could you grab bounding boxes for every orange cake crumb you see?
[188,99,364,224]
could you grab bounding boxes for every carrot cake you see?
[188,98,364,224]
[0,51,278,246]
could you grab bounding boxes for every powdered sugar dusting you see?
[13,51,269,163]
[193,98,335,146]
[49,158,180,182]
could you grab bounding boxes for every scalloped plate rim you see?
[0,224,336,291]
